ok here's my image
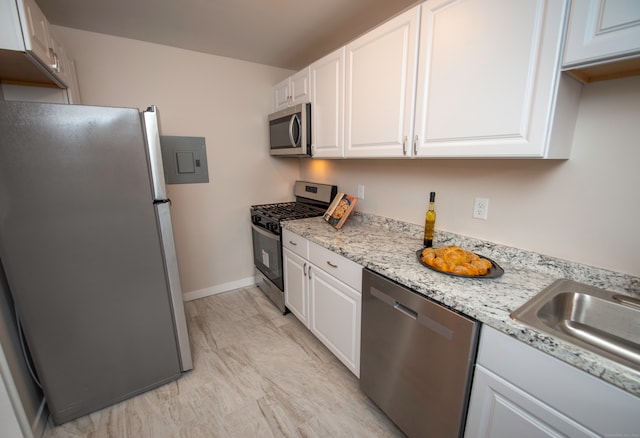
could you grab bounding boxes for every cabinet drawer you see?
[282,229,309,258]
[309,241,362,292]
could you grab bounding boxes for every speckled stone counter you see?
[281,212,640,397]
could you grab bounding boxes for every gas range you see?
[250,201,326,235]
[250,181,337,313]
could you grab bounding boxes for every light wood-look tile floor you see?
[43,285,404,437]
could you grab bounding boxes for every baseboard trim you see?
[183,277,256,301]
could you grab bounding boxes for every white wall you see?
[52,26,300,298]
[301,75,640,276]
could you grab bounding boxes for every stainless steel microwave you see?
[268,103,311,157]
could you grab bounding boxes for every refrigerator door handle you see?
[155,202,193,371]
[143,105,168,200]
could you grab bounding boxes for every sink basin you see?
[510,279,640,371]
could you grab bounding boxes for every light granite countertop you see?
[281,212,640,397]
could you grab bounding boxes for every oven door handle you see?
[251,223,280,241]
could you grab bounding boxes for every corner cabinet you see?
[464,326,640,437]
[282,229,362,377]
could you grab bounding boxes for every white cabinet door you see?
[273,77,290,111]
[290,67,310,106]
[344,6,420,158]
[283,248,309,326]
[48,32,70,87]
[414,0,576,158]
[308,265,361,376]
[1,0,25,51]
[20,0,52,67]
[66,59,82,104]
[465,326,640,438]
[563,0,640,68]
[310,47,345,158]
[465,366,599,438]
[273,68,311,111]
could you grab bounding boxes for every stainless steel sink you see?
[510,279,640,371]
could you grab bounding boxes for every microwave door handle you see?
[289,114,301,147]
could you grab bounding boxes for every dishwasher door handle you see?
[394,301,417,320]
[370,286,453,341]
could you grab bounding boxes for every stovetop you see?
[250,181,337,235]
[251,201,326,221]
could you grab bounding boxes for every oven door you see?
[251,223,283,291]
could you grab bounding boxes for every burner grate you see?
[251,202,326,221]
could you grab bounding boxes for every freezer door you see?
[0,101,184,424]
[155,201,193,371]
[142,105,168,200]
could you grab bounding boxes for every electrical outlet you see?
[357,184,365,199]
[473,197,489,220]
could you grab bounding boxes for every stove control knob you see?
[266,222,278,232]
[252,215,261,224]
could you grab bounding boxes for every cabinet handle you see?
[289,240,297,246]
[303,262,307,277]
[308,265,312,279]
[49,48,60,72]
[413,135,418,155]
[326,261,338,269]
[402,136,408,155]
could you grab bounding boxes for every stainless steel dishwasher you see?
[361,269,479,438]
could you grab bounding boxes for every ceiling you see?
[36,0,420,71]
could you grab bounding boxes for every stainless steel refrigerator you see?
[0,101,193,425]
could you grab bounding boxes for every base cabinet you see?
[282,230,362,376]
[283,248,309,326]
[466,366,599,437]
[308,264,361,376]
[465,326,640,438]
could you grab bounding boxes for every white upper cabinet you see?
[344,7,420,158]
[310,47,345,158]
[273,78,291,110]
[65,59,82,104]
[413,0,580,158]
[273,67,311,111]
[48,31,73,87]
[1,0,79,96]
[563,0,640,68]
[20,0,53,67]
